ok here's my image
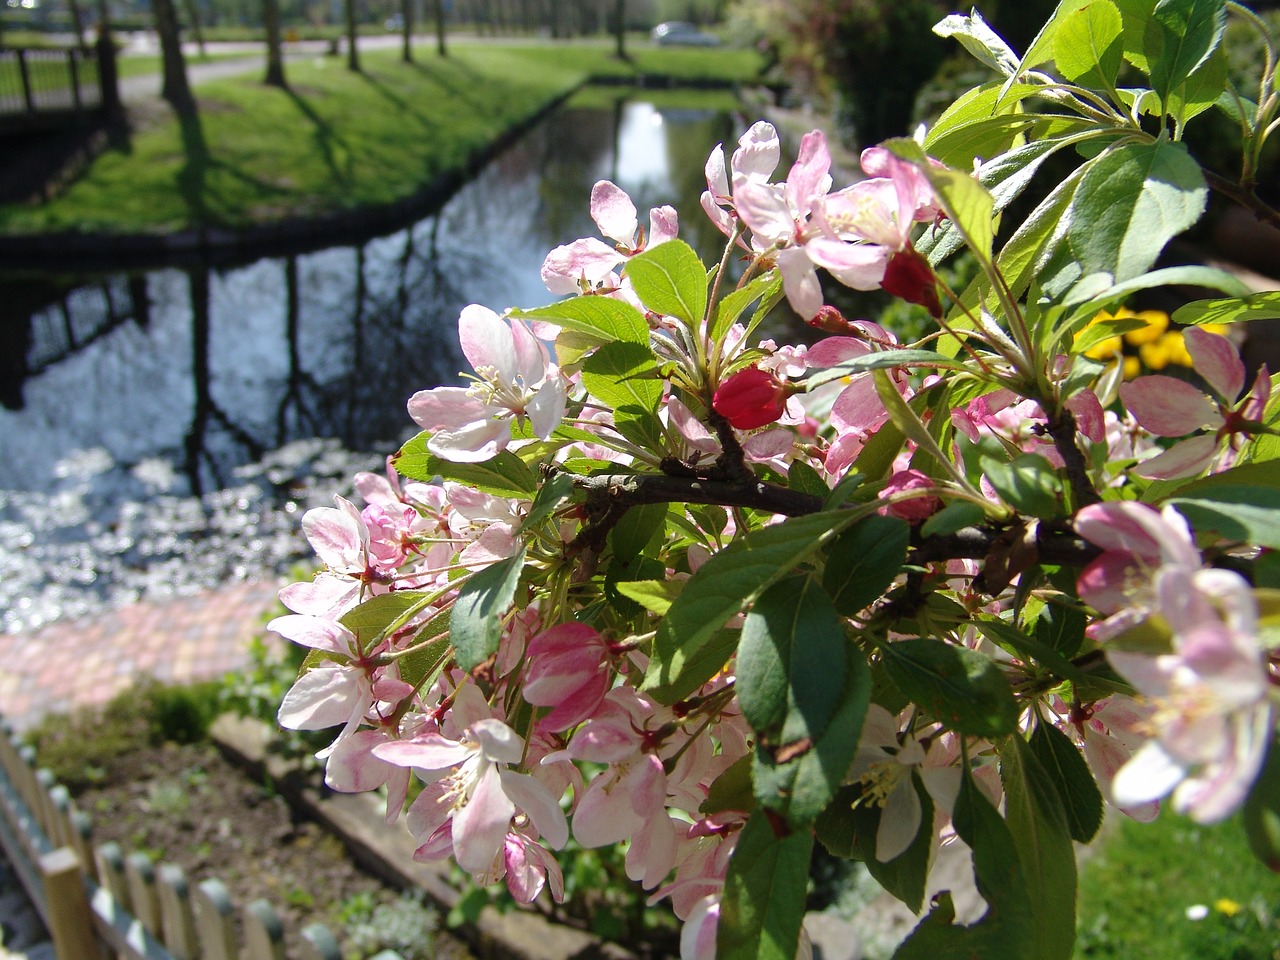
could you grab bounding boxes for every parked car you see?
[650,22,720,46]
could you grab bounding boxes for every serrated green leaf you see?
[1054,0,1124,88]
[1243,734,1280,871]
[880,638,1020,737]
[1173,290,1280,326]
[609,501,668,562]
[891,770,1033,960]
[1170,487,1280,548]
[933,9,1020,76]
[884,137,995,261]
[703,754,755,816]
[712,273,779,344]
[613,579,682,615]
[392,436,538,497]
[626,239,708,328]
[605,554,667,617]
[519,473,575,534]
[339,590,436,654]
[581,340,663,415]
[999,735,1077,960]
[822,515,910,617]
[452,549,526,672]
[980,452,1064,520]
[1146,0,1226,112]
[718,810,813,960]
[643,511,858,703]
[1032,601,1086,659]
[787,460,829,500]
[921,501,987,538]
[975,616,1088,684]
[1029,720,1104,843]
[512,296,648,345]
[1064,140,1207,289]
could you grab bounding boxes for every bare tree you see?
[612,0,625,59]
[345,0,361,71]
[432,0,447,54]
[401,0,414,62]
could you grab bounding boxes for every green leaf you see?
[933,10,1021,76]
[718,810,814,960]
[1054,0,1124,89]
[1173,290,1280,326]
[822,515,911,617]
[1115,0,1155,70]
[880,638,1020,737]
[519,473,575,534]
[787,459,829,500]
[892,770,1032,960]
[642,511,858,703]
[921,501,986,538]
[581,340,663,414]
[1170,487,1280,548]
[1243,734,1280,871]
[451,549,526,672]
[609,501,668,562]
[1163,45,1229,127]
[626,239,708,328]
[392,436,539,497]
[339,590,435,654]
[1064,140,1207,289]
[974,616,1088,684]
[605,554,667,617]
[980,452,1064,520]
[398,608,453,690]
[884,138,995,261]
[712,273,779,344]
[613,579,681,615]
[512,296,648,345]
[1032,601,1086,659]
[1146,0,1226,112]
[999,735,1077,960]
[803,350,969,391]
[739,577,871,825]
[1029,720,1104,843]
[703,754,755,816]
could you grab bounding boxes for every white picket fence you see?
[0,719,405,960]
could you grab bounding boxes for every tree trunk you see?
[612,0,625,59]
[181,0,206,55]
[153,0,196,114]
[344,0,360,71]
[263,0,286,86]
[67,0,88,49]
[433,0,447,55]
[401,0,413,62]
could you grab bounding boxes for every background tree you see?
[432,0,448,55]
[344,0,360,71]
[263,0,286,86]
[401,0,414,62]
[153,0,196,114]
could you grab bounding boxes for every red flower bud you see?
[881,247,942,319]
[713,366,789,430]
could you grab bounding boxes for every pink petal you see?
[1066,389,1106,443]
[373,734,473,770]
[472,718,524,765]
[786,130,831,218]
[540,238,625,294]
[267,614,356,655]
[1185,327,1244,402]
[806,236,890,291]
[1134,434,1220,479]
[277,664,364,731]
[324,730,392,793]
[499,770,568,848]
[1120,376,1220,436]
[453,763,516,874]
[777,247,823,320]
[301,499,366,570]
[459,304,517,381]
[1111,740,1185,808]
[649,206,679,245]
[591,180,638,247]
[407,386,488,432]
[731,121,780,184]
[734,181,793,245]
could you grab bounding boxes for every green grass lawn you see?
[0,42,760,235]
[1076,809,1280,960]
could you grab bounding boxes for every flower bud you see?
[878,469,942,522]
[713,366,790,430]
[880,247,942,319]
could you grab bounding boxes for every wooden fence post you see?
[16,48,34,113]
[299,924,342,960]
[158,863,198,959]
[124,852,162,936]
[39,847,98,960]
[244,899,286,960]
[94,841,131,912]
[192,879,238,960]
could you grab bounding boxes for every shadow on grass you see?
[283,87,353,189]
[175,104,295,226]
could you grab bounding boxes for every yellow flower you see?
[1122,309,1169,346]
[1076,310,1125,360]
[1213,898,1243,917]
[1123,356,1142,380]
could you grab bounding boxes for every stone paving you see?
[0,579,285,732]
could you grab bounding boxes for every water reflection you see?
[0,100,741,496]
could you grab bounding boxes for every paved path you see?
[0,579,285,732]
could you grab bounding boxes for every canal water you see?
[0,96,746,631]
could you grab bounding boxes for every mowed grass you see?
[1076,808,1280,960]
[0,42,760,234]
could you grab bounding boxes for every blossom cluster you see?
[271,111,1279,960]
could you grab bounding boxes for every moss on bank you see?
[0,43,761,236]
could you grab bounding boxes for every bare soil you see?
[70,740,474,960]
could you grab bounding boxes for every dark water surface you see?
[0,97,743,630]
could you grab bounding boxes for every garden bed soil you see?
[69,740,473,960]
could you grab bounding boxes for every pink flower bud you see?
[713,366,790,430]
[879,469,942,523]
[880,247,942,319]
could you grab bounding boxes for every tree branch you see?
[1204,168,1280,229]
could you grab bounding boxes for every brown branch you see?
[1204,168,1280,229]
[1042,409,1102,509]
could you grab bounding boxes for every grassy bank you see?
[0,43,761,235]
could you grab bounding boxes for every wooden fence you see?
[0,720,405,960]
[0,38,119,130]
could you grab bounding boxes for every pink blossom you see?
[712,366,792,430]
[522,622,612,732]
[407,305,566,462]
[1120,327,1271,479]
